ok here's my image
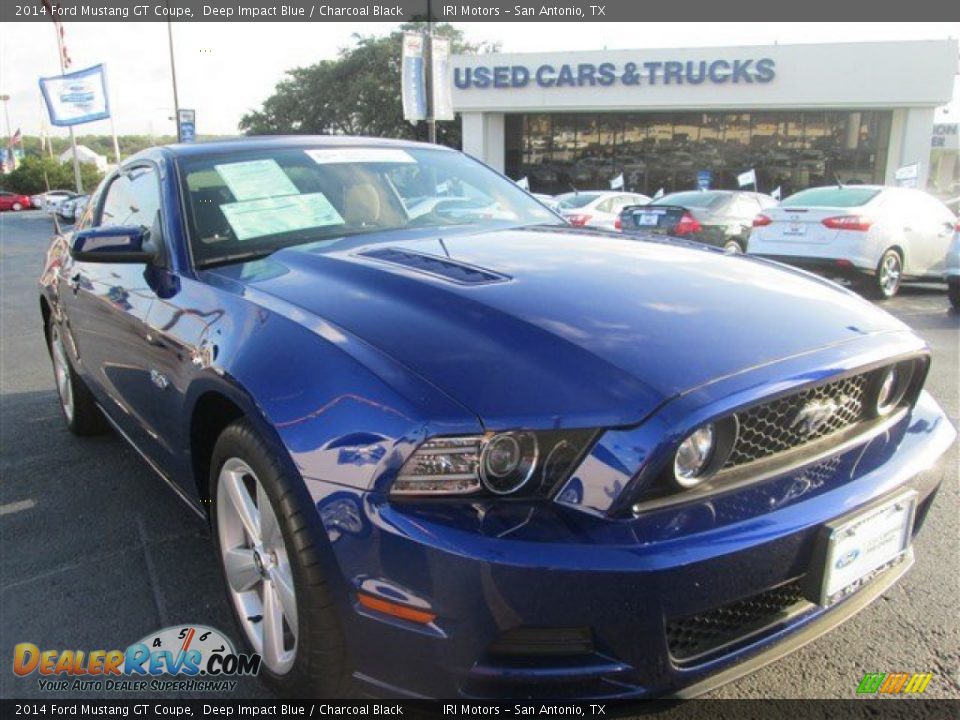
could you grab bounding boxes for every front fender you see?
[188,275,483,497]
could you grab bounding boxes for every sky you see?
[1,21,958,139]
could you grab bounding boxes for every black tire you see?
[865,248,903,300]
[209,418,352,698]
[949,279,960,310]
[46,320,108,436]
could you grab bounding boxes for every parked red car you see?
[0,191,31,211]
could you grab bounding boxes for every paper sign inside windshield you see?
[215,159,299,201]
[306,148,415,165]
[221,193,344,241]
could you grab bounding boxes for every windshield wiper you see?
[197,250,277,270]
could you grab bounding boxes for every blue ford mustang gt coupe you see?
[40,137,955,699]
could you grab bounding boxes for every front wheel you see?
[949,279,960,310]
[210,418,351,697]
[12,202,22,211]
[869,248,903,299]
[47,321,107,436]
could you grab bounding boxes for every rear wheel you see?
[723,240,743,254]
[949,279,960,310]
[869,248,902,299]
[47,321,108,436]
[12,202,22,211]
[210,418,351,697]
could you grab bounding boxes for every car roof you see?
[149,135,450,160]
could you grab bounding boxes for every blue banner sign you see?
[39,64,111,127]
[455,58,776,89]
[402,33,427,121]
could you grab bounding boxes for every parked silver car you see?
[948,223,960,309]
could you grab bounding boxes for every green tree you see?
[239,23,498,147]
[3,155,103,195]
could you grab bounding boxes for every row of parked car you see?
[0,188,92,222]
[535,186,959,305]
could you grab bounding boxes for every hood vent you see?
[358,247,509,286]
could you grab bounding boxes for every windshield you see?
[178,144,561,267]
[555,192,602,209]
[781,187,881,208]
[652,191,727,209]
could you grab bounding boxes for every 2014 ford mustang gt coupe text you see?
[39,137,955,699]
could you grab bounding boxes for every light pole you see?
[166,3,182,141]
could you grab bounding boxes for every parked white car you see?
[555,191,651,230]
[38,190,78,215]
[748,185,957,298]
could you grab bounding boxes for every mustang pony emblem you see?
[791,397,848,435]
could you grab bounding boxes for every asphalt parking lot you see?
[1,209,957,702]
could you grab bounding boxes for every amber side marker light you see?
[357,593,437,625]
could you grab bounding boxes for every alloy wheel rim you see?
[50,326,74,422]
[880,254,901,295]
[216,457,298,674]
[725,241,742,254]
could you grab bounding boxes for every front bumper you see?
[307,390,954,699]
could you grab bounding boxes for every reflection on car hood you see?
[216,226,910,428]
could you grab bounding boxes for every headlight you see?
[392,437,483,495]
[480,432,538,495]
[392,430,595,498]
[673,424,716,487]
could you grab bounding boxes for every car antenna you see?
[569,183,578,195]
[438,237,451,258]
[832,171,845,189]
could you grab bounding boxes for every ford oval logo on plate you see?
[836,548,860,569]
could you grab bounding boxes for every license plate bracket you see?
[803,490,917,607]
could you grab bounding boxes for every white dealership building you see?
[451,40,959,196]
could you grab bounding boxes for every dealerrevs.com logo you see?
[13,625,261,693]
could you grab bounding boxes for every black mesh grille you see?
[666,581,808,662]
[359,247,508,285]
[726,374,869,468]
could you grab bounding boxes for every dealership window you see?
[507,110,892,197]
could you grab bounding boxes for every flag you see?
[610,173,624,190]
[401,33,427,123]
[771,186,782,201]
[515,176,529,190]
[737,169,757,188]
[41,0,72,68]
[39,64,111,127]
[9,128,21,146]
[653,187,665,200]
[430,36,454,122]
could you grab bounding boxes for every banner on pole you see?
[737,169,757,188]
[431,36,454,122]
[894,161,919,188]
[178,109,196,143]
[401,33,427,123]
[39,64,110,127]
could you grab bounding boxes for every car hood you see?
[214,226,909,429]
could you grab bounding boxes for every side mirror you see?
[70,226,156,264]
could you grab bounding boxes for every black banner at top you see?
[2,0,958,23]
